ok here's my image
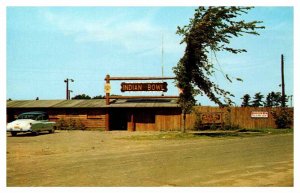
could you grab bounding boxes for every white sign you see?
[104,83,111,94]
[251,111,268,118]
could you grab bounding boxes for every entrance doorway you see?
[109,109,128,130]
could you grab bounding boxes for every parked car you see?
[6,111,56,136]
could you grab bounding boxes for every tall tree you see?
[173,6,264,131]
[241,94,251,107]
[265,91,282,107]
[252,92,264,107]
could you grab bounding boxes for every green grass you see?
[121,128,293,140]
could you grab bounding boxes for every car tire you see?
[11,131,17,136]
[33,131,39,136]
[49,129,54,133]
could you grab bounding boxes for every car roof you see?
[19,111,47,115]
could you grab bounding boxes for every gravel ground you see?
[6,130,293,187]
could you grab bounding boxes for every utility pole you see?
[289,95,293,107]
[161,33,164,96]
[281,54,286,107]
[64,78,74,100]
[68,90,73,100]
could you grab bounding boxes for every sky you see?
[6,6,294,106]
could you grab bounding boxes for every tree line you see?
[71,94,104,99]
[241,91,289,107]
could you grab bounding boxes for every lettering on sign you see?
[251,111,268,118]
[121,82,168,92]
[200,112,223,124]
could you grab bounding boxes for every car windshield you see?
[17,114,40,120]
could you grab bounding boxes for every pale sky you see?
[6,6,294,106]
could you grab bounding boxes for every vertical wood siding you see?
[185,106,294,129]
[7,106,293,131]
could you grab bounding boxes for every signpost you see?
[104,75,178,131]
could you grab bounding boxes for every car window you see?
[36,115,43,120]
[41,114,48,120]
[44,114,49,120]
[18,114,39,120]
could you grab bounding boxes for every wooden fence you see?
[185,106,294,130]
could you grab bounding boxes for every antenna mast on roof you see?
[161,33,164,96]
[161,33,164,78]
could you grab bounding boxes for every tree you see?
[251,92,264,107]
[93,95,105,99]
[72,94,91,100]
[241,94,251,107]
[173,6,264,131]
[265,91,282,107]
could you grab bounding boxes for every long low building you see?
[6,99,293,131]
[6,99,182,131]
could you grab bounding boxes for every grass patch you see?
[121,128,293,140]
[124,133,197,140]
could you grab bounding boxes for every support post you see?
[181,111,186,133]
[105,74,110,131]
[64,79,69,100]
[129,112,135,132]
[281,54,286,107]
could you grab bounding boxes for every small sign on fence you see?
[251,111,269,118]
[201,112,223,124]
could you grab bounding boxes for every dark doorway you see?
[109,109,128,130]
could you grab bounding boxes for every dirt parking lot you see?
[6,130,293,187]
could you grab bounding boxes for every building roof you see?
[7,99,180,108]
[6,99,106,108]
[109,98,179,108]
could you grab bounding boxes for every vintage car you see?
[6,111,56,136]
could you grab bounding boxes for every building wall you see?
[6,108,106,130]
[109,108,182,131]
[131,108,182,131]
[7,106,293,131]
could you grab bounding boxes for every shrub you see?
[222,123,241,130]
[56,118,86,130]
[193,111,204,130]
[271,108,293,129]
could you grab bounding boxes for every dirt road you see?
[6,131,293,186]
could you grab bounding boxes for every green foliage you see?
[251,92,264,107]
[121,128,292,140]
[222,123,241,131]
[56,118,86,130]
[241,94,251,107]
[265,92,282,107]
[93,95,105,99]
[72,94,92,100]
[173,6,264,111]
[271,108,293,129]
[193,111,203,130]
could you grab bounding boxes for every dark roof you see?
[7,99,179,108]
[108,98,179,108]
[7,99,106,108]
